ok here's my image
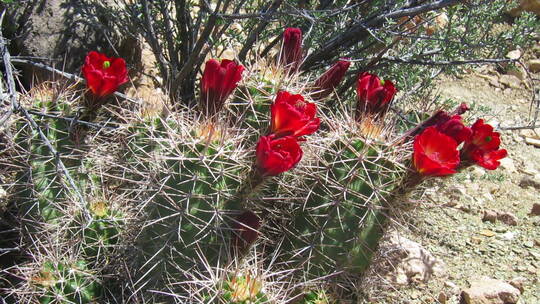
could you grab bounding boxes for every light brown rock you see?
[499,75,521,89]
[519,175,540,190]
[367,232,447,288]
[529,59,540,73]
[482,210,498,223]
[509,277,527,293]
[461,277,521,304]
[497,212,519,226]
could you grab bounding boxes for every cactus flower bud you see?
[413,126,460,176]
[355,72,396,120]
[312,59,351,100]
[436,114,472,144]
[280,27,303,71]
[200,59,244,117]
[270,91,320,138]
[232,211,261,251]
[461,119,507,170]
[82,51,128,98]
[256,135,303,176]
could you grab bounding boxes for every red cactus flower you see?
[256,135,303,176]
[413,126,460,176]
[200,59,244,117]
[312,59,351,99]
[280,27,303,71]
[355,72,397,119]
[82,51,128,98]
[270,91,320,138]
[461,119,507,170]
[436,114,472,144]
[232,210,261,251]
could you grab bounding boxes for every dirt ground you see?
[367,67,540,303]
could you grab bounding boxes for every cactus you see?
[32,260,102,304]
[132,118,248,298]
[3,30,508,303]
[282,135,401,276]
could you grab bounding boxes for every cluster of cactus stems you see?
[2,27,507,303]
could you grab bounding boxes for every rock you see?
[500,231,516,241]
[498,158,516,173]
[524,241,534,248]
[499,75,521,89]
[369,232,447,287]
[509,277,526,293]
[438,291,448,304]
[506,49,522,60]
[519,175,540,190]
[479,229,496,237]
[497,212,518,226]
[482,210,498,223]
[529,59,540,73]
[461,277,521,304]
[524,136,540,148]
[530,203,540,216]
[519,129,540,140]
[471,166,487,178]
[506,67,526,81]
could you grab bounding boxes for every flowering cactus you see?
[7,28,510,304]
[82,51,128,98]
[312,59,351,100]
[413,126,460,176]
[200,59,244,117]
[256,135,303,176]
[461,119,507,170]
[270,91,320,138]
[355,72,397,120]
[280,27,303,72]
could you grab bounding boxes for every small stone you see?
[470,236,483,244]
[527,265,537,274]
[530,203,540,216]
[524,136,540,148]
[506,49,522,60]
[499,74,521,89]
[500,231,516,241]
[536,239,540,246]
[461,277,520,304]
[373,232,447,287]
[445,280,460,293]
[506,67,526,81]
[497,212,518,226]
[479,229,496,237]
[509,277,526,293]
[438,291,448,304]
[498,158,516,173]
[471,166,486,178]
[519,129,540,139]
[519,175,540,190]
[529,59,540,73]
[524,241,534,248]
[482,210,498,223]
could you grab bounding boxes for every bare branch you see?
[302,0,462,69]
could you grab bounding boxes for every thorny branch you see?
[0,31,92,223]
